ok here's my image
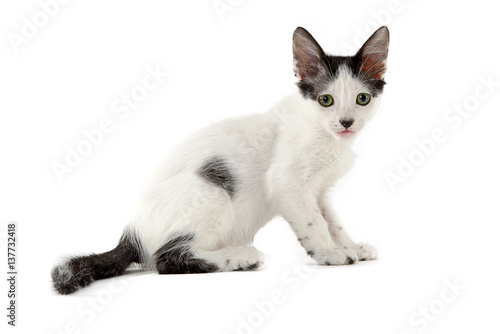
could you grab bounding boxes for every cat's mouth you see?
[339,130,354,135]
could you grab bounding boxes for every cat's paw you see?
[226,247,264,271]
[355,243,378,261]
[313,247,358,265]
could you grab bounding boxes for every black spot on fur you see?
[307,222,313,226]
[198,156,237,198]
[307,250,315,257]
[226,258,261,271]
[51,230,143,295]
[298,236,310,246]
[245,262,261,271]
[154,234,218,274]
[346,257,355,265]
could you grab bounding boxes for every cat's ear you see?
[293,27,327,82]
[357,26,390,79]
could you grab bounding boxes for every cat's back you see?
[149,110,279,185]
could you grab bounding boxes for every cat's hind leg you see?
[197,245,264,272]
[154,233,263,274]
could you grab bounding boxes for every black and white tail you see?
[51,230,142,295]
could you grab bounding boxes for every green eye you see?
[356,93,371,105]
[318,94,334,107]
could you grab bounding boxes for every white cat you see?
[52,26,390,294]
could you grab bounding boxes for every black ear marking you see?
[293,26,390,100]
[293,26,389,100]
[292,27,327,82]
[356,26,390,80]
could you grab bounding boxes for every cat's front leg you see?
[319,199,378,261]
[278,195,358,265]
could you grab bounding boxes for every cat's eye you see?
[356,93,371,105]
[318,94,334,107]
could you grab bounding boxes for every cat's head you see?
[293,26,389,139]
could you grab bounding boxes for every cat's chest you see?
[293,138,355,185]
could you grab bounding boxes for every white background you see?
[1,0,499,333]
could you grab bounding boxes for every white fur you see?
[128,63,382,269]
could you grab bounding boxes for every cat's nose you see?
[340,118,354,129]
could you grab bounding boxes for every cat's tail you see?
[51,229,143,295]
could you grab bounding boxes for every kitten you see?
[52,26,390,294]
